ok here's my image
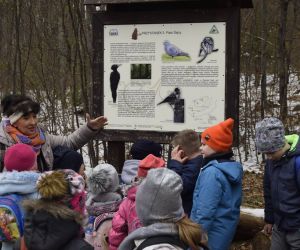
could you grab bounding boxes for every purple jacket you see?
[109,186,142,250]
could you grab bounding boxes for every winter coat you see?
[22,199,91,250]
[118,222,183,250]
[120,159,140,185]
[168,155,202,216]
[85,192,122,250]
[191,157,243,250]
[109,185,142,250]
[264,134,300,231]
[0,121,99,172]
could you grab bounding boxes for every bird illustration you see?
[197,37,218,64]
[157,88,181,106]
[163,41,189,58]
[110,64,121,103]
[132,28,138,40]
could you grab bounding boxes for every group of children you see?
[0,116,297,250]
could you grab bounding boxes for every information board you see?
[103,22,226,132]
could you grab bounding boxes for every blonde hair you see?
[172,129,200,156]
[176,216,208,250]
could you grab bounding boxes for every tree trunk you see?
[278,0,289,123]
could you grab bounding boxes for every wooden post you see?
[107,141,125,173]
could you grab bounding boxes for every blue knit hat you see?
[255,117,286,153]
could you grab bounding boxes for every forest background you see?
[0,0,299,167]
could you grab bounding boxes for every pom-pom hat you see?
[4,143,36,172]
[201,118,234,153]
[84,164,119,195]
[37,171,69,199]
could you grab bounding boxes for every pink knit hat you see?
[4,144,37,172]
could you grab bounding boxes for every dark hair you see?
[1,94,40,116]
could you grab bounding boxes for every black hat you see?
[1,94,40,117]
[53,146,84,173]
[130,139,162,160]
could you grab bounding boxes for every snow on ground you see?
[241,207,264,218]
[242,157,262,173]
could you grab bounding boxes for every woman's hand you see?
[86,113,108,131]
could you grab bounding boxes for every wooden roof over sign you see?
[84,0,253,8]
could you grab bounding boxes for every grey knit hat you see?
[255,117,286,153]
[84,163,119,195]
[136,168,185,226]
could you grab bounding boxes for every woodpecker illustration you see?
[157,88,181,106]
[110,64,121,103]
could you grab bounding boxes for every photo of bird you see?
[110,64,121,103]
[197,37,218,64]
[163,41,190,58]
[157,87,181,106]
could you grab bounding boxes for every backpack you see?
[0,194,24,242]
[85,212,115,250]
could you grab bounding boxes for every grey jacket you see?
[0,121,99,171]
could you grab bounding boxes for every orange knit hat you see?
[201,118,234,153]
[138,154,165,178]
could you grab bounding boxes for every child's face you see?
[200,140,216,158]
[264,142,290,161]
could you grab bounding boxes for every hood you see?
[127,185,138,201]
[205,160,243,184]
[119,222,178,250]
[121,159,140,184]
[23,199,83,224]
[286,134,300,157]
[0,171,41,195]
[136,168,184,226]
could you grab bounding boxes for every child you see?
[119,168,208,250]
[0,144,41,250]
[109,154,165,250]
[191,118,243,250]
[255,117,300,250]
[22,169,91,250]
[84,164,123,250]
[121,139,162,185]
[53,145,85,176]
[168,129,203,216]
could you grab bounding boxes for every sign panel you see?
[103,22,226,132]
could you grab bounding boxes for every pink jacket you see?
[108,185,142,250]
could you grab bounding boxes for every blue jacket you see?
[264,134,300,231]
[168,155,202,216]
[191,157,242,250]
